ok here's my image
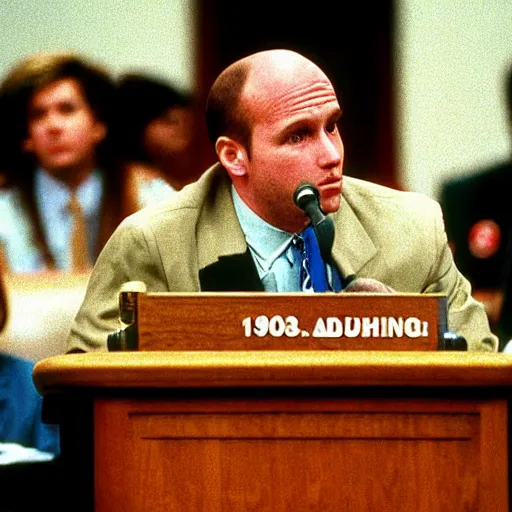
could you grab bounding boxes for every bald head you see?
[244,50,331,103]
[209,49,343,232]
[245,49,326,80]
[205,49,333,154]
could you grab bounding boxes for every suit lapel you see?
[194,166,379,290]
[196,166,263,291]
[199,250,264,291]
[330,192,378,278]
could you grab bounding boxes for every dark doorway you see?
[196,1,396,187]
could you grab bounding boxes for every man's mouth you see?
[318,173,341,185]
[47,145,69,155]
[318,175,342,192]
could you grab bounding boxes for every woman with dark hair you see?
[113,73,204,213]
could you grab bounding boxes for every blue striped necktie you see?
[293,225,330,292]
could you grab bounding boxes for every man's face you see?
[23,78,106,180]
[239,60,344,233]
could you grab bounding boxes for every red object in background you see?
[468,220,501,259]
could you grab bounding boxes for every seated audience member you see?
[68,49,498,353]
[0,266,59,453]
[0,354,59,455]
[440,63,512,330]
[0,269,61,512]
[0,51,129,273]
[113,73,203,214]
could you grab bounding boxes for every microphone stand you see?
[293,182,335,262]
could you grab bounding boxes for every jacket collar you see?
[196,166,262,291]
[196,165,248,270]
[195,165,378,289]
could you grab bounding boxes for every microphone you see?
[293,182,393,294]
[293,182,334,262]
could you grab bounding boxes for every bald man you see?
[68,49,498,352]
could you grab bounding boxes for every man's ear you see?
[215,136,248,178]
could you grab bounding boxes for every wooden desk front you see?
[34,351,512,511]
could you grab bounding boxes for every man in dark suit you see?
[439,63,512,336]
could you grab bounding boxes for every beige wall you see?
[395,0,512,199]
[1,0,511,200]
[0,0,195,90]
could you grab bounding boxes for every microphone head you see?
[293,181,319,211]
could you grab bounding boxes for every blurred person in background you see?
[0,267,61,512]
[113,73,204,214]
[0,51,129,273]
[0,266,59,459]
[440,62,512,343]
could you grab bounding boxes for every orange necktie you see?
[68,191,90,272]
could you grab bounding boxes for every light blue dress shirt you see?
[232,186,342,292]
[35,169,103,270]
[0,168,103,272]
[232,186,300,291]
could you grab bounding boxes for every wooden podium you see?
[33,293,511,511]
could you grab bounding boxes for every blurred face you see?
[23,78,106,181]
[143,106,194,159]
[223,52,344,233]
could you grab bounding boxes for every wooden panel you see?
[136,292,446,351]
[130,412,477,440]
[478,400,509,510]
[94,397,508,512]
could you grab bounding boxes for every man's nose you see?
[45,111,65,132]
[318,133,342,168]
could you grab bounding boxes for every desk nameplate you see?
[134,293,447,351]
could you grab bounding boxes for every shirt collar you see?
[35,168,103,222]
[232,185,295,273]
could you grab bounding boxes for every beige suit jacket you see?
[68,164,498,352]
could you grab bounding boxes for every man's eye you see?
[59,103,78,114]
[288,133,304,144]
[326,121,338,134]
